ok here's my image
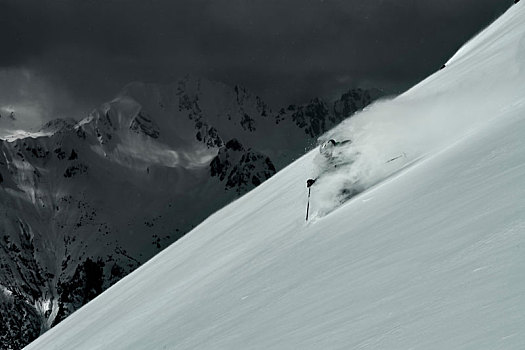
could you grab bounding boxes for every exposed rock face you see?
[288,88,376,138]
[226,151,276,192]
[195,123,222,148]
[63,163,88,178]
[130,112,160,139]
[0,294,41,350]
[0,77,380,349]
[53,258,107,326]
[210,139,276,194]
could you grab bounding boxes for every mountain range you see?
[0,76,380,349]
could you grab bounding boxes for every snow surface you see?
[26,2,525,349]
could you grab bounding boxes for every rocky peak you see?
[210,138,276,194]
[39,118,78,134]
[225,138,244,151]
[129,112,160,139]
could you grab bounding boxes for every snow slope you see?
[27,2,525,349]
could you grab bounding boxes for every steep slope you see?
[25,2,525,349]
[0,77,378,349]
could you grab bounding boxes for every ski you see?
[386,152,406,163]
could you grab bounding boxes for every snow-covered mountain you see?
[24,2,525,349]
[0,77,378,349]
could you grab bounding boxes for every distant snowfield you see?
[27,3,525,350]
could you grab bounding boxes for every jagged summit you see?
[39,118,77,133]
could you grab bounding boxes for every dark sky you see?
[0,0,512,128]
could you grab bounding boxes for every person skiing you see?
[305,138,408,220]
[306,138,352,189]
[305,138,355,220]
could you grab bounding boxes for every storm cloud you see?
[0,0,512,128]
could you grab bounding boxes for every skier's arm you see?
[337,139,352,146]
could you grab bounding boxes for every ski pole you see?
[305,178,316,221]
[306,187,311,221]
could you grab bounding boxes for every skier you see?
[305,138,356,220]
[305,138,408,220]
[307,138,353,188]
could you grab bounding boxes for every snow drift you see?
[27,2,525,349]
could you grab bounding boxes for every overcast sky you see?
[0,0,512,129]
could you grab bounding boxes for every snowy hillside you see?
[0,76,377,349]
[25,2,525,349]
